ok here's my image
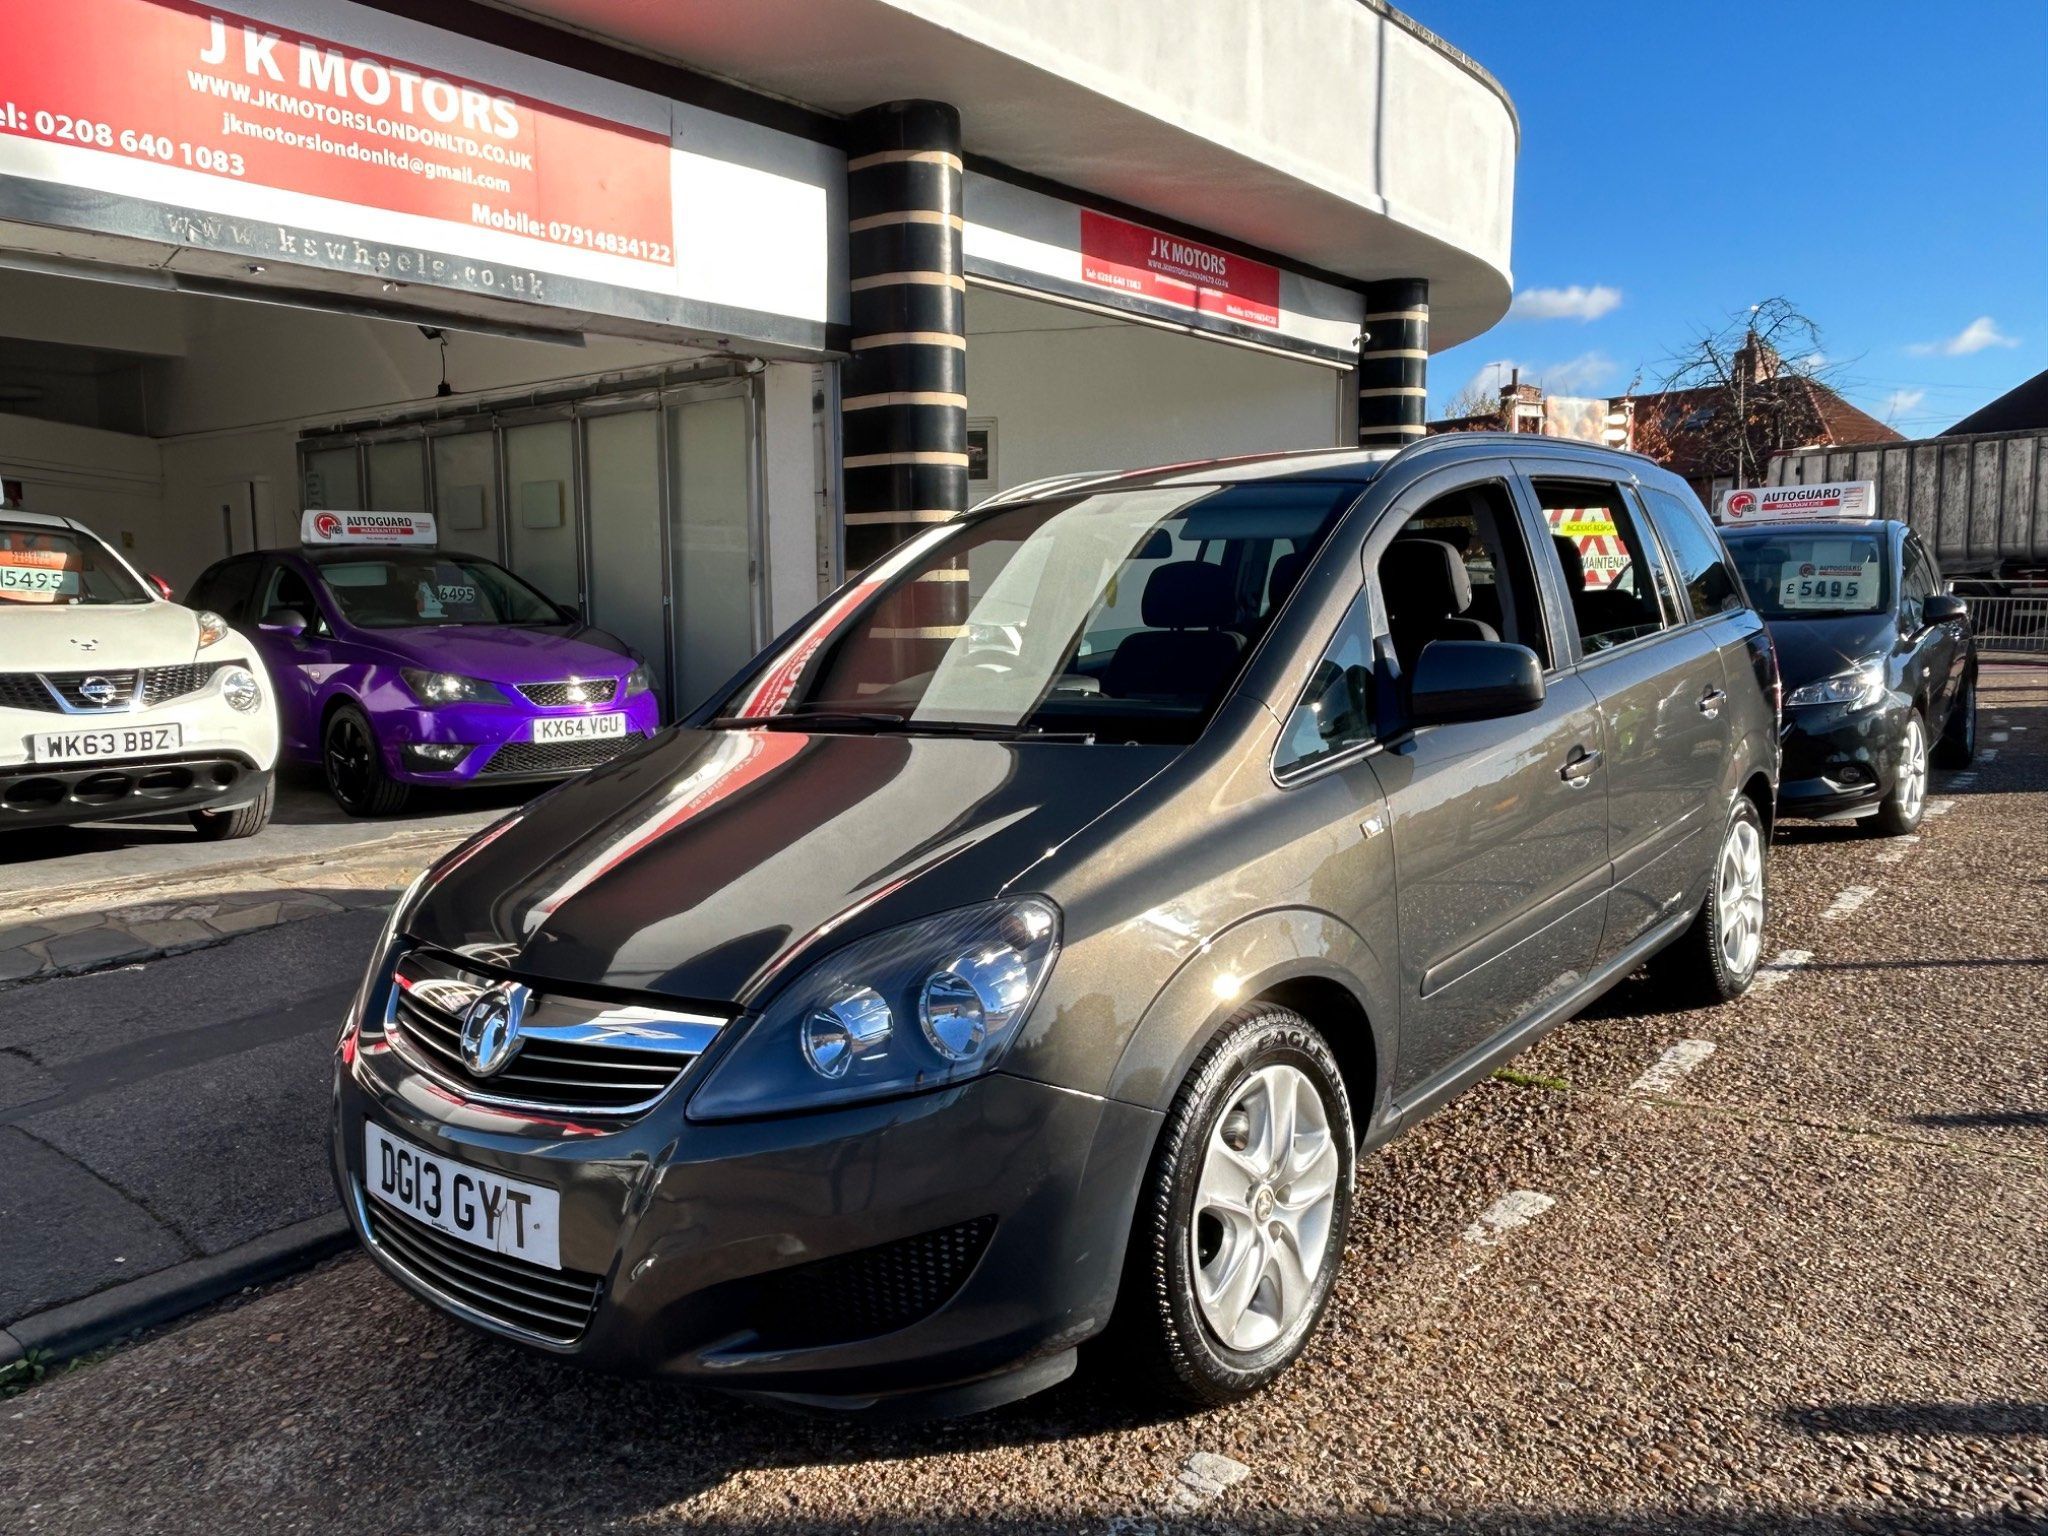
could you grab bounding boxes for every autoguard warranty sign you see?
[1715,481,1877,524]
[301,509,437,545]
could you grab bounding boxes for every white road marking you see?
[1164,1453,1253,1514]
[1990,730,2010,743]
[1925,798,1955,817]
[1751,948,1813,992]
[1874,835,1921,865]
[1821,886,1877,920]
[1978,748,1999,763]
[1946,774,1980,789]
[2010,724,2029,733]
[1630,1039,1717,1094]
[1462,1189,1556,1245]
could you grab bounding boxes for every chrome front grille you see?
[383,949,723,1118]
[40,670,139,710]
[515,678,618,707]
[360,1188,602,1345]
[141,661,229,706]
[0,674,54,712]
[0,664,233,713]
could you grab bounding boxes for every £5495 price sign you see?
[0,0,675,273]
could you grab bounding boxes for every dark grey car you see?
[332,436,1779,1416]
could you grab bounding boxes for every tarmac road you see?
[1,673,2043,1535]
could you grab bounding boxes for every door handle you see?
[1559,746,1602,787]
[1698,686,1726,719]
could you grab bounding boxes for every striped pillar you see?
[1357,278,1429,448]
[841,100,967,578]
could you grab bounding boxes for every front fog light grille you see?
[384,950,724,1118]
[751,1216,998,1348]
[361,1188,602,1345]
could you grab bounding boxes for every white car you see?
[1,510,279,838]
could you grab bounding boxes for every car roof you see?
[1720,519,1905,541]
[968,433,1672,506]
[0,509,87,532]
[247,545,496,566]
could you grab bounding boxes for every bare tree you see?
[1436,376,1503,426]
[1639,297,1847,484]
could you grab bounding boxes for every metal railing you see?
[1960,587,2048,659]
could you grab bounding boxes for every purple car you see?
[187,520,658,815]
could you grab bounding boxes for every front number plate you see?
[363,1122,561,1270]
[29,724,182,762]
[532,712,626,743]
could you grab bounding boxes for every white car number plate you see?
[30,724,182,762]
[533,712,626,743]
[364,1122,561,1270]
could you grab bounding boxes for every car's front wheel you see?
[1871,710,1928,836]
[189,776,273,841]
[323,705,411,817]
[1118,1005,1354,1406]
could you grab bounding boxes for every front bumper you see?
[1776,695,1911,818]
[332,1021,1160,1411]
[370,692,661,786]
[0,678,280,829]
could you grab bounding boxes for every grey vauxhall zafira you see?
[332,434,1779,1417]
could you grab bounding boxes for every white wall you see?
[964,286,1346,494]
[0,413,167,567]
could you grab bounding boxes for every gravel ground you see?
[2,674,2044,1535]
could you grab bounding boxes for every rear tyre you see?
[323,705,411,817]
[1932,677,1976,769]
[1871,710,1928,837]
[189,775,273,840]
[1116,1005,1354,1407]
[1649,793,1767,1007]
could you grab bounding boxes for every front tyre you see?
[1119,1005,1354,1407]
[1871,710,1928,836]
[323,705,411,817]
[189,775,273,840]
[1650,793,1767,1006]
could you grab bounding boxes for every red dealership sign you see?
[1079,210,1280,329]
[0,0,674,270]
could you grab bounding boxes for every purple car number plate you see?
[532,713,626,744]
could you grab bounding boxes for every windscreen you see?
[0,524,147,606]
[717,481,1360,744]
[1725,532,1888,618]
[317,555,563,629]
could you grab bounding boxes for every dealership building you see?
[0,0,1516,711]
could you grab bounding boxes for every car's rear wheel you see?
[1117,1005,1354,1406]
[189,776,273,840]
[1932,677,1976,768]
[323,705,410,817]
[1871,710,1928,836]
[1650,793,1767,1006]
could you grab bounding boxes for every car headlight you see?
[342,868,432,1047]
[690,897,1061,1120]
[196,610,229,648]
[1785,660,1885,710]
[400,668,505,705]
[623,663,653,699]
[221,666,262,712]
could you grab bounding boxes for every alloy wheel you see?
[1190,1063,1341,1353]
[326,715,375,809]
[1717,814,1766,978]
[1897,717,1927,822]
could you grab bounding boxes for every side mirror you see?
[1408,640,1545,726]
[260,607,309,638]
[1922,593,1967,625]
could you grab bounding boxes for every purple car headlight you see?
[400,668,506,706]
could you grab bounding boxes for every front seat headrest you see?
[1142,561,1235,629]
[1267,550,1310,611]
[1552,534,1587,592]
[1381,538,1473,618]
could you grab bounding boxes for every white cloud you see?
[1449,353,1617,410]
[1880,388,1927,423]
[1510,284,1623,322]
[1907,316,2019,356]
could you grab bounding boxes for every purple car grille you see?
[515,678,618,708]
[480,734,643,777]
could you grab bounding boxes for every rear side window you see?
[1643,486,1745,618]
[188,557,261,621]
[1532,478,1673,654]
[1276,587,1375,776]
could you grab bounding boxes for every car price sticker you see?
[0,548,81,603]
[1778,559,1878,610]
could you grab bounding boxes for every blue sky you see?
[1398,1,2047,435]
